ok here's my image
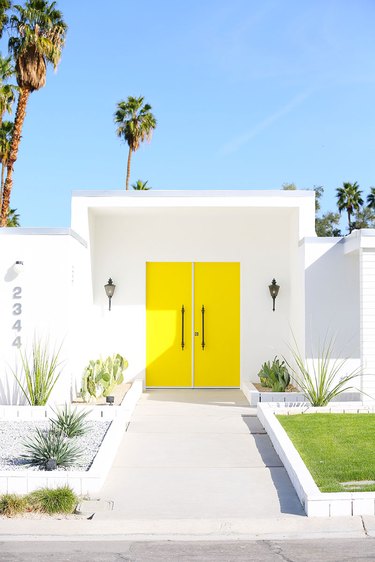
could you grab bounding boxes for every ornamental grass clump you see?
[286,336,361,406]
[12,338,63,405]
[28,486,77,514]
[0,487,78,516]
[0,494,28,517]
[50,404,90,438]
[21,427,82,469]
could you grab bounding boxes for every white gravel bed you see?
[0,420,111,471]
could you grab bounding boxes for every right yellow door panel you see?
[194,263,240,387]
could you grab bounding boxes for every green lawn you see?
[276,414,375,493]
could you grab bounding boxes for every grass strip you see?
[277,413,375,492]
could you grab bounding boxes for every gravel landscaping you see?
[0,420,111,471]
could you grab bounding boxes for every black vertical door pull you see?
[181,305,185,350]
[201,305,205,350]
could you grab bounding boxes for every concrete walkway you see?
[98,389,304,519]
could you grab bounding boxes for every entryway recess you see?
[146,262,240,387]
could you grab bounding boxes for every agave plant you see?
[21,428,82,469]
[257,356,290,392]
[50,404,90,438]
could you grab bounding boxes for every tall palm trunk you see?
[0,160,5,208]
[347,208,352,233]
[0,87,29,226]
[125,146,132,190]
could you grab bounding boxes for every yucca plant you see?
[28,486,77,514]
[50,404,90,438]
[12,338,63,405]
[286,336,361,406]
[21,428,81,469]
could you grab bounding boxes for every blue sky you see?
[2,0,375,227]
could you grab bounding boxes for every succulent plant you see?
[257,356,290,392]
[81,353,128,401]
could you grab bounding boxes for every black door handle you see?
[201,305,205,350]
[181,305,185,350]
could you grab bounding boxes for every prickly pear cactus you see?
[81,354,128,401]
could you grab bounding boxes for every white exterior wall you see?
[3,192,375,402]
[82,206,303,385]
[70,190,316,387]
[0,230,89,404]
[360,248,375,398]
[302,236,361,389]
[345,231,375,398]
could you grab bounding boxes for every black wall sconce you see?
[268,278,280,311]
[104,278,116,311]
[14,260,24,274]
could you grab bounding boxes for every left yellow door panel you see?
[146,263,192,387]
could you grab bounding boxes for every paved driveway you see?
[99,389,304,519]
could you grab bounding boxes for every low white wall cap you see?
[0,227,87,247]
[72,189,315,199]
[300,236,344,247]
[344,228,375,254]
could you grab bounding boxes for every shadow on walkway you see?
[242,414,305,517]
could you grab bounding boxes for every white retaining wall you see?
[0,379,143,496]
[258,402,375,517]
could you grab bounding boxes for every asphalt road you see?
[1,539,375,562]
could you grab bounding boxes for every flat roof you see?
[72,189,314,199]
[0,228,87,247]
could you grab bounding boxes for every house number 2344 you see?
[12,286,22,348]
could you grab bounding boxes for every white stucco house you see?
[0,189,374,403]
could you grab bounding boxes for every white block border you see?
[241,381,305,406]
[241,381,360,407]
[0,379,143,496]
[257,402,375,517]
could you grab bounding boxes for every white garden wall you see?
[302,231,375,398]
[0,229,90,404]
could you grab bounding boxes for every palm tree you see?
[0,0,67,227]
[336,181,364,233]
[6,207,19,226]
[114,96,156,190]
[132,179,151,190]
[0,119,13,207]
[367,187,375,209]
[0,0,11,37]
[0,55,17,126]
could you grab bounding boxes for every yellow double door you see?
[146,262,240,387]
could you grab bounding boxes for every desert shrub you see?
[28,486,77,514]
[257,356,290,392]
[12,338,63,405]
[0,494,28,516]
[21,428,82,469]
[51,404,90,438]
